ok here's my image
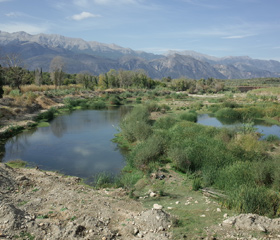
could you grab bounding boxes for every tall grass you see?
[119,111,280,216]
[120,105,152,143]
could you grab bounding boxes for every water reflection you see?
[197,114,280,139]
[1,106,130,182]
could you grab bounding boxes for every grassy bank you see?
[115,104,280,218]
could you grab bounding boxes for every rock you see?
[200,215,206,218]
[217,208,221,212]
[223,213,228,218]
[175,201,180,205]
[133,227,139,235]
[223,218,236,226]
[158,226,164,231]
[150,192,157,197]
[153,204,163,210]
[257,224,267,233]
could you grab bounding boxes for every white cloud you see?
[0,22,48,34]
[71,12,101,21]
[5,12,25,17]
[222,35,249,39]
[222,33,256,39]
[73,146,92,157]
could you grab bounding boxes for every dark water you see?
[197,114,280,139]
[2,106,130,183]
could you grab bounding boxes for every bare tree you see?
[2,53,26,91]
[49,56,65,88]
[34,68,43,86]
[0,64,4,98]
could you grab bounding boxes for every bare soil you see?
[1,93,280,239]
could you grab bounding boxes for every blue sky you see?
[0,0,279,60]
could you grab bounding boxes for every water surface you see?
[2,106,130,183]
[197,114,280,139]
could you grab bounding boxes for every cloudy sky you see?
[0,0,279,60]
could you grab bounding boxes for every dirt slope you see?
[0,164,172,240]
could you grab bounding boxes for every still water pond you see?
[197,114,280,139]
[2,106,130,183]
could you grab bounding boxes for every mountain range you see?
[0,30,280,79]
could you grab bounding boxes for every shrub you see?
[179,112,198,122]
[215,161,254,191]
[9,89,21,97]
[88,100,106,109]
[109,95,121,105]
[252,160,274,187]
[190,101,203,110]
[117,168,143,189]
[120,106,152,142]
[129,133,167,169]
[145,102,161,112]
[93,172,114,188]
[35,107,56,121]
[215,107,241,120]
[264,134,280,142]
[237,106,265,120]
[168,147,190,172]
[222,102,240,108]
[135,97,142,104]
[192,178,202,191]
[153,116,177,130]
[226,185,279,216]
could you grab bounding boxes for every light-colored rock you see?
[153,204,163,210]
[150,192,157,197]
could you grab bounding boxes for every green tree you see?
[76,71,95,90]
[3,53,25,91]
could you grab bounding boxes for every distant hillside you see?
[1,30,280,79]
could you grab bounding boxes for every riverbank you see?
[1,89,280,239]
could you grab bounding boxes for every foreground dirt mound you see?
[223,214,280,234]
[0,164,172,240]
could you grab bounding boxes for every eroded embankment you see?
[0,163,173,240]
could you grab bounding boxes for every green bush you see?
[237,106,265,120]
[120,106,152,142]
[179,112,198,122]
[109,95,121,105]
[88,100,106,109]
[192,178,202,191]
[264,134,280,142]
[93,172,114,188]
[145,102,161,112]
[226,185,279,216]
[168,147,190,172]
[9,89,21,97]
[135,97,142,104]
[129,133,167,169]
[215,107,241,120]
[116,167,143,189]
[35,107,56,121]
[215,162,254,191]
[153,116,177,130]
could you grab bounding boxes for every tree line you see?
[0,54,227,97]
